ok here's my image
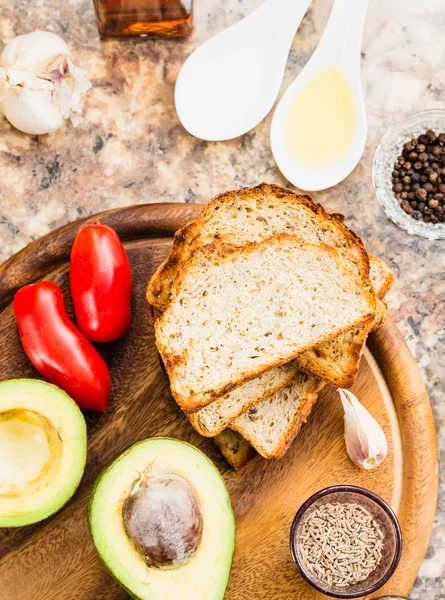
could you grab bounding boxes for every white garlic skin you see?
[339,388,388,470]
[0,31,91,135]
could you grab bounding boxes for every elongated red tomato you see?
[70,223,132,343]
[14,281,111,412]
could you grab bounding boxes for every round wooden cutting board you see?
[0,203,438,600]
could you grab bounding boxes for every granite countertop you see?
[0,0,444,597]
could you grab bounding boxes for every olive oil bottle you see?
[93,0,193,38]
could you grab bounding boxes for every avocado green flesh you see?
[89,438,236,600]
[0,379,87,527]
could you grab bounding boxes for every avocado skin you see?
[88,437,236,600]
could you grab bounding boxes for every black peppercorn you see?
[429,172,438,183]
[426,129,437,142]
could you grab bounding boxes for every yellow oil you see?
[285,68,355,169]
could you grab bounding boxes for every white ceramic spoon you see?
[270,0,369,191]
[175,0,313,141]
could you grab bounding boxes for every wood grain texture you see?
[0,203,438,600]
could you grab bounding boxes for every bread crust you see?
[155,234,376,412]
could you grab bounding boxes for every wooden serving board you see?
[0,203,438,600]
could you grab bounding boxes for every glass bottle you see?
[93,0,193,38]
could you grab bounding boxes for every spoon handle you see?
[255,0,314,44]
[316,0,369,66]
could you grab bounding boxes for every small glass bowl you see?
[290,485,403,599]
[372,109,445,239]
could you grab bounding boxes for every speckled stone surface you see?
[0,0,444,597]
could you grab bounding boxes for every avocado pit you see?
[0,408,62,498]
[123,473,203,570]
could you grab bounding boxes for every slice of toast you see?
[147,184,394,388]
[230,372,324,459]
[188,363,299,437]
[155,234,376,412]
[214,429,257,469]
[147,183,371,312]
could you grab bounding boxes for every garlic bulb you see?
[0,31,91,135]
[339,388,388,470]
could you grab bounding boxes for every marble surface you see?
[0,0,444,597]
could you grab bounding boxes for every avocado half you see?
[0,379,87,527]
[88,438,236,600]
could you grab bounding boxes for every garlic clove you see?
[339,388,388,470]
[1,31,70,71]
[1,87,63,135]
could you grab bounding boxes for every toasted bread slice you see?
[155,235,376,412]
[230,372,323,459]
[147,183,371,312]
[214,429,257,469]
[188,363,299,437]
[147,184,393,388]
